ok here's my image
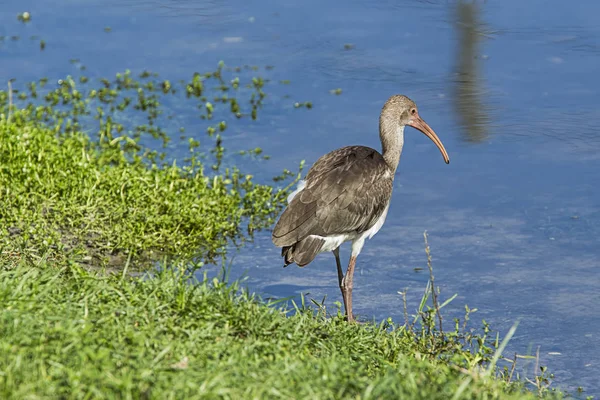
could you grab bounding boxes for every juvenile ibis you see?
[272,95,450,321]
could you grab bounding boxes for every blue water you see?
[2,0,599,395]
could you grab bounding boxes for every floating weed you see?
[294,101,313,109]
[17,12,32,23]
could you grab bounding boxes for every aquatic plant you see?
[0,63,300,268]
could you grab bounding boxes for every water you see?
[2,0,599,395]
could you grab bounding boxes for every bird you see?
[271,95,450,322]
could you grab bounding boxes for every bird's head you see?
[381,94,450,164]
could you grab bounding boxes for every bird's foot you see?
[345,314,363,324]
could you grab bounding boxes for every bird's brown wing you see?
[272,146,393,247]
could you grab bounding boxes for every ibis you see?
[272,95,450,321]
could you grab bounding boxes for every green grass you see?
[0,107,281,266]
[0,66,297,268]
[0,260,559,399]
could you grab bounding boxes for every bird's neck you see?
[379,121,404,175]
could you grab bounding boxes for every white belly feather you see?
[307,204,390,258]
[287,179,391,258]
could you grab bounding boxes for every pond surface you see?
[2,0,599,396]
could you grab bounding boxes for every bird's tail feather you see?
[281,236,325,267]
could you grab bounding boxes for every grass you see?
[0,259,561,399]
[0,65,298,268]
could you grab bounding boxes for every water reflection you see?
[453,1,490,143]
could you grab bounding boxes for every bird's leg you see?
[332,247,343,287]
[334,248,349,317]
[333,247,350,318]
[340,256,357,322]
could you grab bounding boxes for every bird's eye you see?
[410,108,416,115]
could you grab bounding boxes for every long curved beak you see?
[408,115,450,164]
